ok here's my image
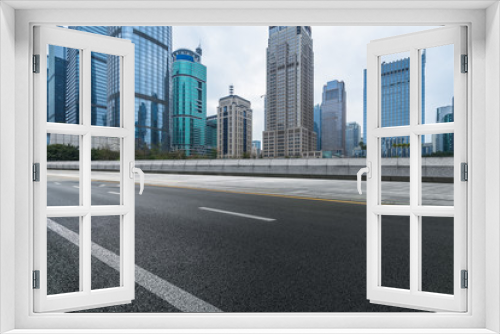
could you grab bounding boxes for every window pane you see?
[421,45,454,125]
[421,216,454,294]
[47,133,80,206]
[91,52,121,127]
[47,217,80,295]
[91,216,121,290]
[421,133,454,206]
[381,136,410,205]
[91,137,121,206]
[381,215,410,289]
[380,51,410,128]
[47,45,80,124]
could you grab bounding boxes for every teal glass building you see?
[172,48,207,156]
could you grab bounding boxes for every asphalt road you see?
[46,177,453,313]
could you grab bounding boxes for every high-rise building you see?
[218,86,252,159]
[432,102,454,154]
[67,27,109,126]
[363,51,426,157]
[172,48,207,156]
[313,104,321,151]
[252,140,262,158]
[321,80,346,156]
[205,114,218,149]
[263,26,316,158]
[67,26,173,151]
[47,45,68,124]
[345,122,361,157]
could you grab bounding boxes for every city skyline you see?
[173,25,446,143]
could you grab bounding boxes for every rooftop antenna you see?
[229,84,234,95]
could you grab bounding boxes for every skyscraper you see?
[345,122,361,157]
[313,104,321,151]
[363,51,426,157]
[67,27,109,126]
[432,102,454,154]
[47,45,67,124]
[67,26,173,151]
[172,48,207,156]
[217,86,252,159]
[321,80,346,156]
[263,26,316,158]
[205,114,218,150]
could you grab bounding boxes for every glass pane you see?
[380,51,410,128]
[421,45,454,125]
[422,133,454,206]
[91,52,120,127]
[421,217,454,294]
[381,215,410,290]
[91,137,121,206]
[47,133,80,206]
[47,45,80,124]
[381,136,410,205]
[47,217,80,295]
[91,216,121,290]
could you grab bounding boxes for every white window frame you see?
[366,26,467,312]
[33,26,136,313]
[0,1,498,333]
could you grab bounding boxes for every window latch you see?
[129,162,145,195]
[461,163,468,181]
[357,162,371,195]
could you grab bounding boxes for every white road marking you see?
[198,207,276,222]
[72,186,79,189]
[99,184,106,187]
[108,191,120,195]
[47,219,221,313]
[55,182,61,185]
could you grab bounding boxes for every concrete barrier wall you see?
[47,157,454,181]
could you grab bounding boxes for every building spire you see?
[229,84,234,96]
[196,43,202,56]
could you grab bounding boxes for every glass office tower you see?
[313,104,322,151]
[67,26,173,151]
[172,48,207,156]
[321,80,346,156]
[363,51,426,157]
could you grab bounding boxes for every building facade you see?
[252,140,261,158]
[47,45,68,124]
[172,48,207,156]
[67,26,173,151]
[263,26,316,158]
[313,104,321,151]
[205,114,218,150]
[321,80,346,156]
[217,89,253,159]
[345,122,361,157]
[363,51,426,157]
[432,102,454,154]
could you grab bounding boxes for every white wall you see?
[0,2,16,333]
[486,2,500,332]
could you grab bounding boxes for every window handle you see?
[129,162,145,195]
[357,162,371,195]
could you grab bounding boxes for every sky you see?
[172,26,455,143]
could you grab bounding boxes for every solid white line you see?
[108,191,120,195]
[72,186,79,189]
[47,219,222,313]
[198,207,276,222]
